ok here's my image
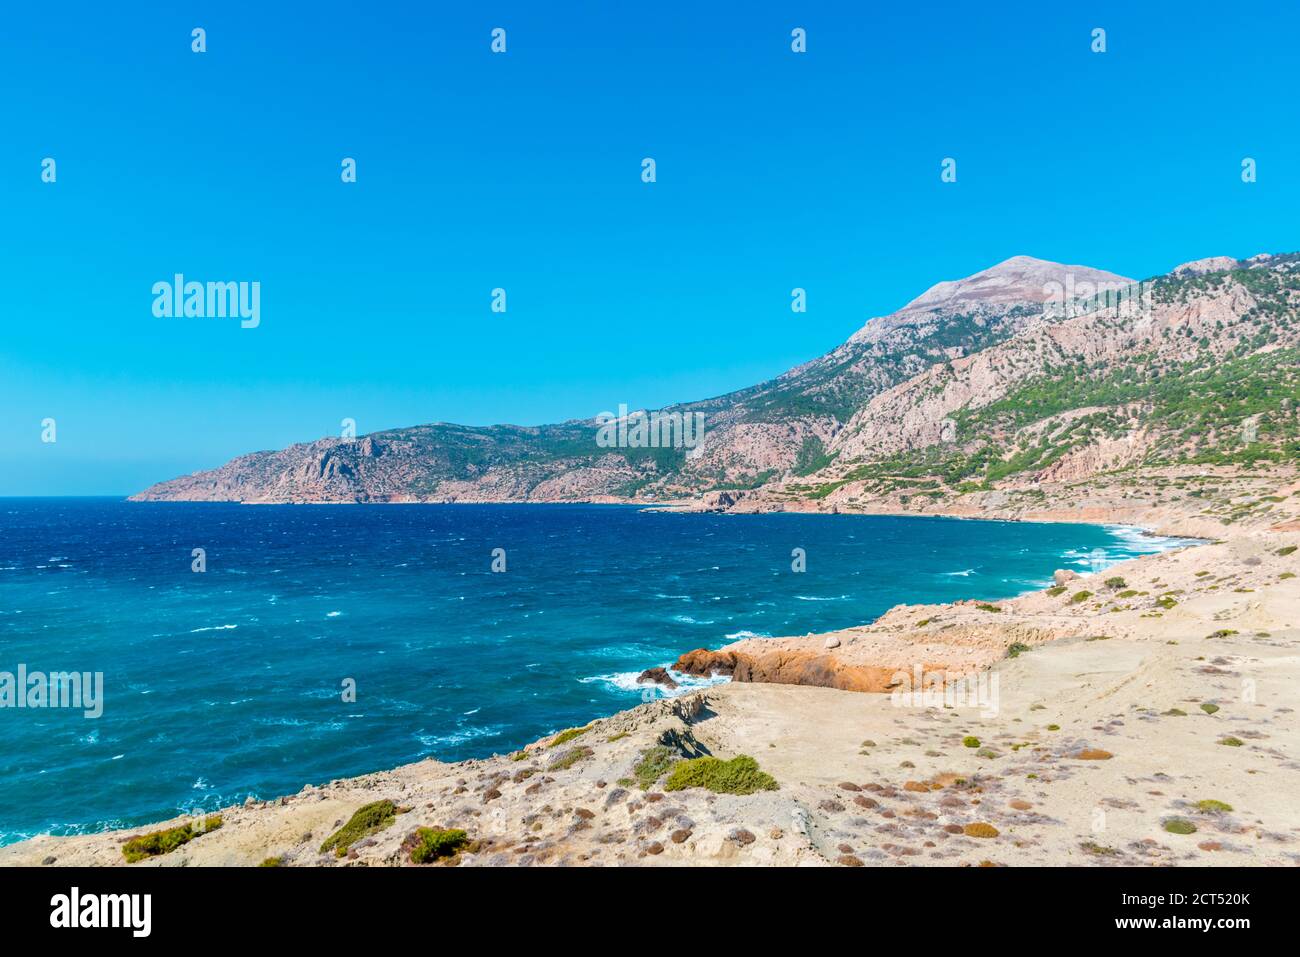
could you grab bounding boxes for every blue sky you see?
[2,1,1297,494]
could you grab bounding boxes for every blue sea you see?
[0,499,1188,844]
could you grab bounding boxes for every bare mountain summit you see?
[896,254,1130,314]
[131,253,1300,505]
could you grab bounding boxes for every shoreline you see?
[0,508,1162,847]
[5,480,1299,865]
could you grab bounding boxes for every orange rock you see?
[963,822,999,838]
[1073,749,1113,760]
[671,647,926,693]
[904,781,929,793]
[1009,799,1033,811]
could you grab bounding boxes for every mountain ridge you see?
[131,253,1300,505]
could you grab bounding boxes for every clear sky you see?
[3,1,1297,494]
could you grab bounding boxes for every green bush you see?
[410,827,468,864]
[1195,799,1233,813]
[663,755,778,794]
[1104,577,1127,589]
[319,801,396,855]
[549,725,591,747]
[547,746,593,772]
[632,745,676,790]
[122,815,222,863]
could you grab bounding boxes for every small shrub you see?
[1218,736,1245,747]
[631,745,676,789]
[975,603,1002,613]
[1276,545,1297,556]
[1200,703,1220,715]
[1207,629,1238,639]
[1070,590,1093,604]
[1195,799,1233,813]
[1080,841,1119,856]
[258,856,284,867]
[549,725,591,748]
[1116,589,1138,598]
[1163,819,1197,835]
[1155,595,1178,610]
[1046,724,1060,731]
[1104,577,1127,589]
[547,746,594,772]
[962,735,981,748]
[1163,708,1187,716]
[1046,586,1067,597]
[663,755,778,795]
[409,827,468,864]
[122,815,222,863]
[319,801,396,855]
[1005,643,1031,659]
[963,822,999,838]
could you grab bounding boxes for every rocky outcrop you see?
[674,647,914,693]
[636,667,678,690]
[1174,256,1239,276]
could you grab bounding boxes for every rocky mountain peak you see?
[898,255,1133,314]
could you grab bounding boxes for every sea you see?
[0,498,1192,844]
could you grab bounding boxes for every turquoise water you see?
[0,499,1186,843]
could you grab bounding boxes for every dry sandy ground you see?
[5,523,1298,868]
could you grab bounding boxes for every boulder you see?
[636,667,679,690]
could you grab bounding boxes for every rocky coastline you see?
[7,479,1299,867]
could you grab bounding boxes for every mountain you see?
[131,254,1300,505]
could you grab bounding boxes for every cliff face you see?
[131,254,1300,505]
